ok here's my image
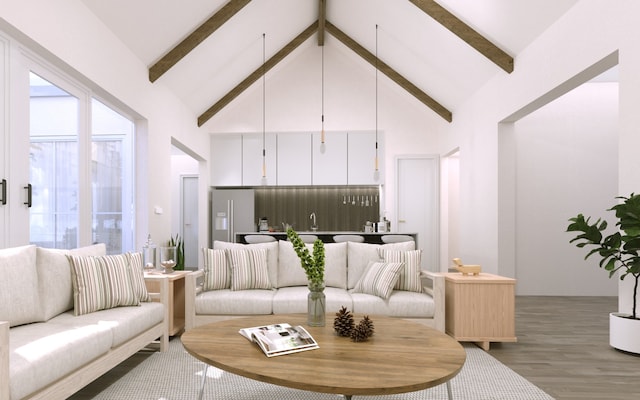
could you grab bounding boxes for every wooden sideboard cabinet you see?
[444,272,517,350]
[144,270,190,336]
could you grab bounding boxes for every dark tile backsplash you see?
[255,186,380,232]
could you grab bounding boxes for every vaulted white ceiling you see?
[81,0,578,125]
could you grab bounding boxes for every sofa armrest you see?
[185,270,204,331]
[420,271,445,332]
[1,320,9,400]
[143,276,170,351]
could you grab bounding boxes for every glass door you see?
[29,72,80,249]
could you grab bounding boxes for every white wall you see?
[1,0,211,253]
[514,82,618,295]
[204,34,449,227]
[441,1,640,302]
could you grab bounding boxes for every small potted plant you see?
[567,193,640,353]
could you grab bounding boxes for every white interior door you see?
[181,175,198,269]
[396,155,439,271]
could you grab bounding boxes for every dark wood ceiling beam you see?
[198,21,319,127]
[318,0,326,46]
[325,21,452,122]
[409,0,513,73]
[149,0,252,82]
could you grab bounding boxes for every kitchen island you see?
[235,231,417,245]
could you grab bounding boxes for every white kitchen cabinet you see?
[348,131,383,185]
[312,131,347,185]
[242,133,277,186]
[277,133,312,185]
[210,135,242,186]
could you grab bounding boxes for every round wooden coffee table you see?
[181,314,466,399]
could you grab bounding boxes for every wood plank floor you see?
[488,296,640,400]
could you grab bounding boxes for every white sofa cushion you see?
[277,241,348,289]
[346,241,415,289]
[0,245,40,327]
[195,289,275,314]
[213,240,279,288]
[8,316,113,400]
[350,290,436,318]
[37,244,107,320]
[277,240,308,287]
[272,286,353,314]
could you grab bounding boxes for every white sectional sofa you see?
[185,240,444,331]
[0,244,169,400]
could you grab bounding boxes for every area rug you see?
[71,338,554,400]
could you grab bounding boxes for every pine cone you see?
[350,315,374,342]
[333,306,355,337]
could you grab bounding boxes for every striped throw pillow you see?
[377,249,423,292]
[226,248,272,291]
[202,248,230,290]
[68,254,140,316]
[353,261,404,299]
[126,252,152,301]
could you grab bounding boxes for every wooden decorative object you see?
[452,258,481,276]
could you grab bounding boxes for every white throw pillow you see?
[202,248,230,290]
[227,248,272,291]
[378,248,423,292]
[353,261,404,300]
[68,254,140,316]
[126,252,152,302]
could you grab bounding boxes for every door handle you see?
[398,219,406,223]
[24,184,32,208]
[1,179,6,205]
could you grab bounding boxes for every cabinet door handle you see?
[1,179,6,205]
[24,183,32,208]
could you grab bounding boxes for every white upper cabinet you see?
[347,131,383,185]
[242,133,277,186]
[211,131,383,186]
[312,131,347,185]
[210,135,242,186]
[277,133,312,185]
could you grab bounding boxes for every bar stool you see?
[381,235,414,244]
[244,235,276,244]
[333,235,365,243]
[299,235,319,243]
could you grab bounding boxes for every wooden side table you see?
[144,270,190,336]
[444,272,517,350]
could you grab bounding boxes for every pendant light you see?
[320,41,326,153]
[374,24,380,182]
[261,33,267,185]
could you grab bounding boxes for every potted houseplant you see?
[286,227,326,326]
[169,234,185,270]
[567,193,640,353]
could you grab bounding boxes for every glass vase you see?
[307,282,326,327]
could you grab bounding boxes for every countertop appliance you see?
[211,188,255,244]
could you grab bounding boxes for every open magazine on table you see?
[238,323,319,357]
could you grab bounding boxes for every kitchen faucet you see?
[310,212,318,232]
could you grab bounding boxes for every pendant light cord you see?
[375,24,379,174]
[262,33,266,180]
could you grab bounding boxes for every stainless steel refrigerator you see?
[211,188,256,244]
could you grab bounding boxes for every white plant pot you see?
[609,312,640,354]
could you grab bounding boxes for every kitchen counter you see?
[235,231,417,245]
